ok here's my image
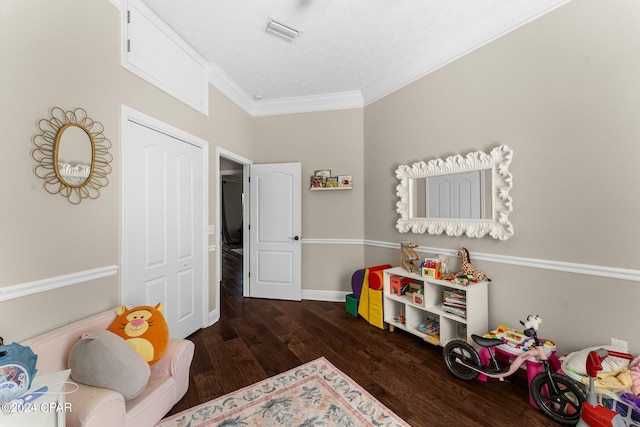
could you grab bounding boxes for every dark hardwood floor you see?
[167,244,560,426]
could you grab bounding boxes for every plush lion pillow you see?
[107,303,169,365]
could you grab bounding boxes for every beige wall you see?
[4,0,639,355]
[253,109,365,292]
[0,0,253,341]
[363,0,640,353]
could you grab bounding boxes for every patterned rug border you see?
[157,356,410,427]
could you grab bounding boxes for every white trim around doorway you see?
[215,147,252,323]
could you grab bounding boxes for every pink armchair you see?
[22,309,194,427]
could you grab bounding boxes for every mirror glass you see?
[410,170,492,219]
[396,145,513,240]
[56,124,93,186]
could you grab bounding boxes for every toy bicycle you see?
[444,315,586,425]
[577,348,634,427]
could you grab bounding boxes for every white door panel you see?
[249,163,301,301]
[124,119,205,338]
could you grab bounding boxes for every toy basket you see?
[562,361,640,426]
[598,393,640,427]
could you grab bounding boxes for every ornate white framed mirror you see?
[395,145,514,240]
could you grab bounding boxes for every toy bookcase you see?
[383,266,488,347]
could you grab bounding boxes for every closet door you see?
[123,117,206,339]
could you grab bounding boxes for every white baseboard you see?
[302,290,350,302]
[208,308,220,326]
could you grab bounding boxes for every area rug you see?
[156,357,409,427]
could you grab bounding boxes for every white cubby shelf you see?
[383,266,488,347]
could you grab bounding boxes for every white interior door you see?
[123,117,206,338]
[249,162,301,300]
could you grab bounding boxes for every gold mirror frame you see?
[32,107,113,204]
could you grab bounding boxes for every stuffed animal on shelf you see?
[435,254,449,273]
[107,302,169,365]
[457,247,491,282]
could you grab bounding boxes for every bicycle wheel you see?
[443,340,481,381]
[530,372,586,425]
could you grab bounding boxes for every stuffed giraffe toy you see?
[457,247,491,282]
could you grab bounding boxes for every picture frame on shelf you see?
[338,175,352,188]
[310,175,324,188]
[314,170,331,180]
[326,176,339,188]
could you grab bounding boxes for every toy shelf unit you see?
[383,266,488,347]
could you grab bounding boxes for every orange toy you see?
[108,302,169,365]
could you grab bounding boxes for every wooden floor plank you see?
[165,244,560,426]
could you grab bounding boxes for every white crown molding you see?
[0,266,119,302]
[111,0,570,116]
[209,61,364,117]
[208,62,256,115]
[251,91,364,117]
[207,0,570,115]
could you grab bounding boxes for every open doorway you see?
[214,150,302,318]
[215,148,251,320]
[220,157,244,293]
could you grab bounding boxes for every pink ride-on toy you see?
[577,348,634,427]
[444,315,586,425]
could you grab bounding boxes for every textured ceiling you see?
[139,0,569,113]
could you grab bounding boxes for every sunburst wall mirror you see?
[32,107,113,204]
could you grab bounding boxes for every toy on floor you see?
[577,348,634,427]
[401,241,420,274]
[355,264,391,329]
[457,247,491,282]
[443,314,586,425]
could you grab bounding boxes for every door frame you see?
[214,147,251,322]
[121,105,209,331]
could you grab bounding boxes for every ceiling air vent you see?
[264,18,300,42]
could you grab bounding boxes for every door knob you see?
[290,236,300,241]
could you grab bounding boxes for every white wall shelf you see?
[309,186,352,191]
